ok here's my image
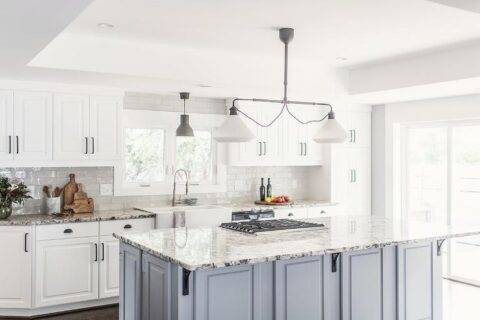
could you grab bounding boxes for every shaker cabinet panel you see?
[53,93,90,160]
[35,237,99,307]
[89,96,122,160]
[0,90,14,160]
[99,236,120,299]
[13,91,53,160]
[0,226,32,309]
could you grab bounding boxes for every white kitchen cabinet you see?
[99,235,120,299]
[89,96,122,160]
[0,226,32,309]
[336,109,371,148]
[53,94,122,161]
[331,147,371,214]
[13,91,53,160]
[53,94,90,160]
[35,236,99,307]
[228,104,323,166]
[0,90,13,160]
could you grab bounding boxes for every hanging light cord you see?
[231,28,334,128]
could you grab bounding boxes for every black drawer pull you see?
[320,210,326,214]
[124,224,132,229]
[288,213,294,217]
[63,228,73,234]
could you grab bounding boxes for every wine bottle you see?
[266,178,272,198]
[259,178,266,201]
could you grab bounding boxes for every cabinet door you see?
[142,253,171,320]
[0,90,14,160]
[89,96,122,160]
[53,93,90,160]
[0,226,32,308]
[331,147,371,214]
[36,237,99,307]
[397,242,442,320]
[195,264,254,320]
[99,235,120,298]
[260,104,282,164]
[349,148,371,214]
[13,91,53,160]
[119,243,142,320]
[350,111,371,148]
[227,105,262,166]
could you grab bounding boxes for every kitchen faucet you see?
[172,169,189,206]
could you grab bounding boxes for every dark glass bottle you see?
[259,178,266,201]
[266,178,272,198]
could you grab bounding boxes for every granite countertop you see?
[114,215,480,271]
[0,210,156,226]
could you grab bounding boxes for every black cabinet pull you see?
[24,233,29,252]
[263,142,267,155]
[8,136,11,154]
[63,228,73,234]
[124,224,132,229]
[85,137,88,154]
[182,268,191,295]
[288,213,294,217]
[304,142,307,156]
[101,243,105,261]
[94,243,98,262]
[91,137,95,154]
[320,210,326,214]
[16,136,19,154]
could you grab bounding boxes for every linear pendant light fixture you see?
[176,92,194,137]
[214,28,347,144]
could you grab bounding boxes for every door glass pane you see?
[176,131,213,183]
[405,127,448,223]
[124,128,165,184]
[449,125,480,284]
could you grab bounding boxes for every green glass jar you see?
[0,205,12,220]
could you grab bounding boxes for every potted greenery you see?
[0,176,31,219]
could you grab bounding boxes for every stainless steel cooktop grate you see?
[220,219,326,234]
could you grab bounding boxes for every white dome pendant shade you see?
[214,107,255,142]
[313,112,347,143]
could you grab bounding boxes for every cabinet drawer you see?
[307,205,340,218]
[36,222,98,241]
[99,218,154,236]
[274,208,308,219]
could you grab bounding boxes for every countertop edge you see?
[114,230,480,272]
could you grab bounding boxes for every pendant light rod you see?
[230,27,335,128]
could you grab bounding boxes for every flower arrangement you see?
[0,176,31,207]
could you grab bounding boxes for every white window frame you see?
[114,109,227,196]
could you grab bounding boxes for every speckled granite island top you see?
[0,210,155,226]
[114,215,480,271]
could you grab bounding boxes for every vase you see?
[0,205,12,219]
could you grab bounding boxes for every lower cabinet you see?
[36,237,99,307]
[0,226,33,309]
[121,241,443,320]
[100,235,121,299]
[397,242,442,320]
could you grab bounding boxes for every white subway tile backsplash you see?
[4,165,314,214]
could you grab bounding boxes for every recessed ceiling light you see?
[198,84,212,88]
[97,22,114,29]
[336,57,348,62]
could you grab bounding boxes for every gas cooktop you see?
[220,219,326,234]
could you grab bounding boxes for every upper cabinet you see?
[336,108,371,148]
[14,91,53,161]
[0,86,123,166]
[227,104,326,166]
[54,94,121,161]
[0,90,13,161]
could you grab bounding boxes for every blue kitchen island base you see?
[119,241,443,320]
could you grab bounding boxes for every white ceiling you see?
[4,0,480,103]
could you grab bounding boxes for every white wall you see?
[374,93,480,218]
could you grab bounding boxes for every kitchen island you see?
[115,216,480,320]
